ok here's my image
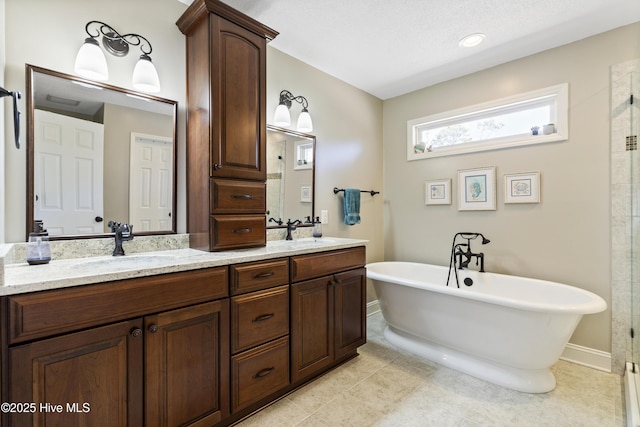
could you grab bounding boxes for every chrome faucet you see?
[446,232,490,287]
[285,219,301,240]
[108,221,134,256]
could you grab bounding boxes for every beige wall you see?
[3,0,188,242]
[267,48,385,302]
[383,22,640,353]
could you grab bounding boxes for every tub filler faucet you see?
[446,232,490,287]
[108,220,134,256]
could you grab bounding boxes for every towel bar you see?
[333,187,379,196]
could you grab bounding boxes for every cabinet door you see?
[211,16,266,181]
[333,268,367,360]
[145,300,230,427]
[8,319,143,427]
[290,277,333,383]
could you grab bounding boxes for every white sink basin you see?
[71,254,176,271]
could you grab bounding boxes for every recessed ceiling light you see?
[459,33,486,48]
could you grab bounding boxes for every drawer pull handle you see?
[130,328,143,338]
[254,367,275,379]
[232,228,253,234]
[231,194,254,200]
[254,272,275,279]
[252,313,274,322]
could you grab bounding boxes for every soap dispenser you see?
[27,220,51,265]
[313,216,323,238]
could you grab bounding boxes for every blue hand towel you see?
[343,188,361,225]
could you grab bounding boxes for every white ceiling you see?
[181,0,640,100]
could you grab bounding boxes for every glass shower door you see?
[632,70,640,377]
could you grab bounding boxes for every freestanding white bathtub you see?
[366,262,607,393]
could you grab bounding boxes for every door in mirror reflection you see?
[34,110,104,235]
[129,133,173,232]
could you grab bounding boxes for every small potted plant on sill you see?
[531,126,540,135]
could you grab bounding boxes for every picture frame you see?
[425,179,451,205]
[300,185,312,203]
[457,166,496,211]
[504,171,540,204]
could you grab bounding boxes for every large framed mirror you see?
[26,65,178,240]
[266,125,315,227]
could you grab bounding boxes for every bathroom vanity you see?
[0,238,367,426]
[177,0,278,251]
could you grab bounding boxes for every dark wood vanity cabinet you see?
[3,268,230,427]
[177,0,278,251]
[290,248,367,383]
[0,245,367,427]
[229,259,290,413]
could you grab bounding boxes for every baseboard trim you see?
[366,300,380,316]
[367,299,611,373]
[561,342,611,372]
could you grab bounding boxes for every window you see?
[407,83,568,160]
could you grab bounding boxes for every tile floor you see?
[236,311,626,426]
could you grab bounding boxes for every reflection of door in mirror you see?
[266,125,315,227]
[129,133,173,232]
[34,110,104,236]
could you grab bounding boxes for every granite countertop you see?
[2,237,368,296]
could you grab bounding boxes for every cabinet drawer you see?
[8,267,228,344]
[210,215,266,250]
[230,258,289,295]
[290,246,366,282]
[210,179,266,214]
[231,336,290,413]
[231,285,289,353]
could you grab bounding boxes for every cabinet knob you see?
[148,324,158,334]
[130,328,143,338]
[254,367,275,379]
[213,164,222,170]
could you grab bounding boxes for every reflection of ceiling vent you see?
[46,94,80,106]
[627,135,638,151]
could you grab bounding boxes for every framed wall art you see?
[458,166,496,211]
[504,172,540,203]
[425,179,451,205]
[300,185,312,203]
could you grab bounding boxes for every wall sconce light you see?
[74,21,161,93]
[273,90,313,132]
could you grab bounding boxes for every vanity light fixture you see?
[273,90,313,132]
[74,21,161,93]
[458,33,486,48]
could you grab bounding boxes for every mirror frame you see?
[266,124,316,228]
[25,64,179,241]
